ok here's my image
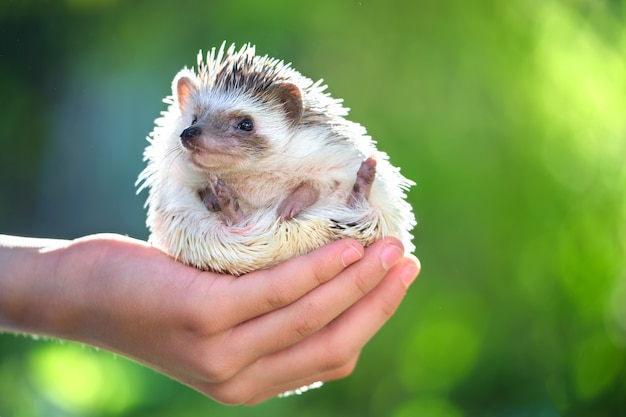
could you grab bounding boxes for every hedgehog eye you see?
[237,118,254,132]
[191,117,198,125]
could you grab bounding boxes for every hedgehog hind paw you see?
[348,156,377,207]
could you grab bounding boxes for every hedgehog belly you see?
[149,200,412,276]
[152,218,336,276]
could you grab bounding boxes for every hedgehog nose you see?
[180,126,202,149]
[180,126,202,139]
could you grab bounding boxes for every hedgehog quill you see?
[137,43,416,276]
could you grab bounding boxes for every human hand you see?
[0,234,419,405]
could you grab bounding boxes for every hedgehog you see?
[137,43,415,276]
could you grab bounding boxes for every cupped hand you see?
[43,234,420,404]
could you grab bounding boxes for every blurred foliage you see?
[1,0,625,415]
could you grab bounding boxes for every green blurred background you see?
[1,0,625,415]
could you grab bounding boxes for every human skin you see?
[0,233,419,405]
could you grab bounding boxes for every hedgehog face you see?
[173,70,304,173]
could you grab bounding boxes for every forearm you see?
[0,234,73,335]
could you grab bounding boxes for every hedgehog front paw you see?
[204,176,244,225]
[199,186,221,212]
[349,156,376,207]
[278,181,320,220]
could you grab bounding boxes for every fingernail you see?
[401,257,420,289]
[380,243,404,271]
[341,244,363,267]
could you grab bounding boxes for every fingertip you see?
[411,255,421,272]
[340,241,364,267]
[380,242,404,271]
[400,255,420,289]
[379,236,404,250]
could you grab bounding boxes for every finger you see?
[244,355,360,405]
[212,238,365,328]
[180,354,358,406]
[222,238,406,372]
[213,255,419,403]
[323,255,420,345]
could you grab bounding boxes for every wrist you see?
[0,234,131,342]
[0,235,71,335]
[34,234,132,342]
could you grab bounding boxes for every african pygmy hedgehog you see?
[137,43,415,276]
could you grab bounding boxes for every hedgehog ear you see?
[174,71,199,112]
[268,82,303,128]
